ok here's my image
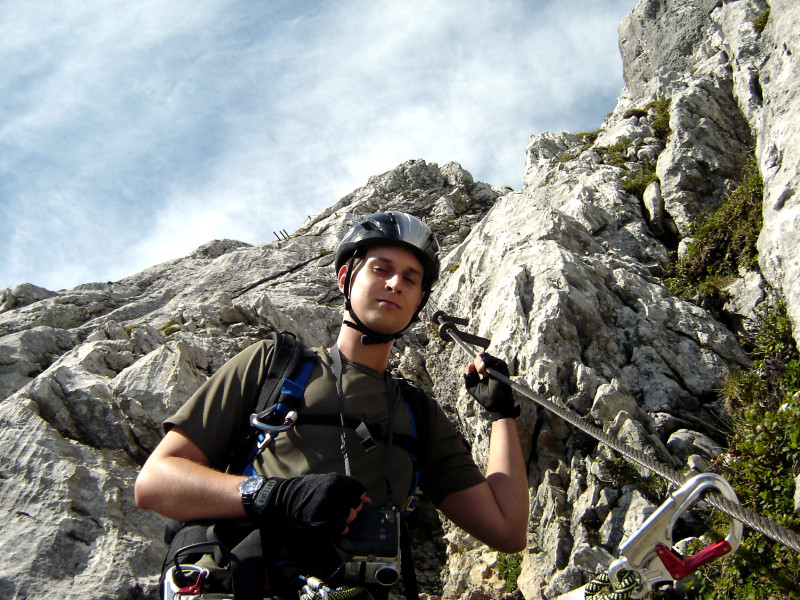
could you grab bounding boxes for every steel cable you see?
[439,316,800,554]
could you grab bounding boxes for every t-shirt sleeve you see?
[419,398,486,506]
[164,340,274,471]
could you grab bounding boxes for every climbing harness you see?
[431,309,800,596]
[160,332,431,600]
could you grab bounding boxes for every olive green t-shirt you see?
[165,340,484,507]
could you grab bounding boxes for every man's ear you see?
[337,264,349,292]
[415,290,427,311]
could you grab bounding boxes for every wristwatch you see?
[240,475,266,516]
[239,475,280,516]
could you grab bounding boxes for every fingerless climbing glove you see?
[464,353,520,421]
[256,473,366,534]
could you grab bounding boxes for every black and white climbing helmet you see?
[335,211,440,290]
[335,211,440,344]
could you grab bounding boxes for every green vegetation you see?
[557,149,580,163]
[601,457,670,505]
[648,98,672,142]
[688,298,800,598]
[597,138,633,167]
[160,318,180,336]
[663,155,763,306]
[659,151,800,597]
[754,6,770,34]
[623,108,650,120]
[556,130,603,163]
[577,130,602,145]
[622,164,659,199]
[496,552,523,593]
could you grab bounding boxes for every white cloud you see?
[0,0,635,291]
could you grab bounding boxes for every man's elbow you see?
[493,531,527,554]
[134,468,158,511]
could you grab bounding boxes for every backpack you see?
[159,331,432,600]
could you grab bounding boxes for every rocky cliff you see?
[1,1,797,599]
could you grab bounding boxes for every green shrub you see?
[754,7,770,34]
[597,138,632,167]
[648,98,672,141]
[161,319,180,336]
[663,155,763,303]
[658,147,800,598]
[690,298,800,598]
[623,108,650,120]
[577,130,601,145]
[623,165,658,199]
[496,552,523,593]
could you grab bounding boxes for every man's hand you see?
[464,353,520,421]
[260,473,370,535]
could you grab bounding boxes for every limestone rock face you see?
[2,2,800,599]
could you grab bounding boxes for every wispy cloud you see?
[0,0,634,291]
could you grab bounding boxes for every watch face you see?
[239,476,264,495]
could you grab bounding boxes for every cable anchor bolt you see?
[431,310,491,350]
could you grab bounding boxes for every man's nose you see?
[385,274,403,291]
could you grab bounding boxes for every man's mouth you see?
[377,298,401,309]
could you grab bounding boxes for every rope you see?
[584,571,639,599]
[434,312,800,554]
[300,585,375,600]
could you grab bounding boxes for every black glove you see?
[464,353,520,421]
[260,473,365,534]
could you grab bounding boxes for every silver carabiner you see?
[250,405,298,433]
[163,564,209,600]
[607,472,742,598]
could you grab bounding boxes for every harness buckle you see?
[607,472,742,598]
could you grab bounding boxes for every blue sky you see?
[0,0,635,291]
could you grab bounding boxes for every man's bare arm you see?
[134,427,247,521]
[438,417,529,553]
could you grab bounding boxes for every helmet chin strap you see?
[343,297,409,345]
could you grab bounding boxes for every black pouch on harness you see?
[160,519,267,600]
[161,518,354,599]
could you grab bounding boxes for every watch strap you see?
[253,477,282,514]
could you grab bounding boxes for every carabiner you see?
[300,575,332,600]
[607,472,742,598]
[250,403,298,433]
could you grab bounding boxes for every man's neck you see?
[333,322,393,372]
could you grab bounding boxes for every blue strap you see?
[279,359,315,398]
[242,357,316,475]
[402,396,421,515]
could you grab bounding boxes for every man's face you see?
[339,245,426,335]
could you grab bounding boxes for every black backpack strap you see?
[254,331,305,414]
[228,331,305,474]
[400,518,420,600]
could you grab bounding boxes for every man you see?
[135,211,528,598]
